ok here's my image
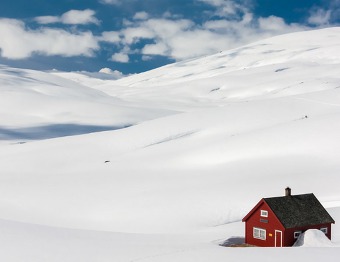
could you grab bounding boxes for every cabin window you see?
[294,231,302,239]
[320,227,328,234]
[260,210,268,217]
[253,227,266,240]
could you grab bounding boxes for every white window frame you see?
[253,227,266,240]
[320,227,328,234]
[294,231,302,239]
[260,210,268,217]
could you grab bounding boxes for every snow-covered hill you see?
[0,66,173,140]
[1,27,340,261]
[107,27,340,109]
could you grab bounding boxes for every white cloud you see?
[99,0,122,5]
[258,16,296,32]
[197,0,229,7]
[121,27,155,44]
[307,1,340,26]
[141,55,153,61]
[61,9,100,25]
[114,10,306,62]
[308,8,331,26]
[99,31,121,43]
[35,9,100,25]
[99,67,114,74]
[0,18,99,59]
[99,68,124,78]
[144,19,194,39]
[111,52,129,63]
[133,12,149,21]
[165,30,231,59]
[196,0,250,17]
[162,12,173,19]
[35,16,60,24]
[142,42,169,56]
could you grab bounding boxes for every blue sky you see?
[0,0,339,75]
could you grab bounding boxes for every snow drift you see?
[294,229,334,247]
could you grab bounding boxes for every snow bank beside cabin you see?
[294,229,334,247]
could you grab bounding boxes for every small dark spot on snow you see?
[104,160,110,163]
[210,87,220,92]
[275,68,289,72]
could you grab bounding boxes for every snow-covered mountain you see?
[1,27,340,261]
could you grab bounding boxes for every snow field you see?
[1,27,340,261]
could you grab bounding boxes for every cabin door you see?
[275,230,283,247]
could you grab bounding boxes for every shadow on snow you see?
[0,124,131,141]
[219,237,245,247]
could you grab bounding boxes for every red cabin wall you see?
[244,201,285,247]
[284,223,332,246]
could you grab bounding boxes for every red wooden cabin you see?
[242,187,335,247]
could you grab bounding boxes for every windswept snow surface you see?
[1,27,340,261]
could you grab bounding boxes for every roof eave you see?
[242,198,265,222]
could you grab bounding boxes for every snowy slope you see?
[102,27,340,110]
[1,27,340,261]
[1,90,340,233]
[0,66,173,140]
[115,27,340,86]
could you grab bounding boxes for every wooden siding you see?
[244,200,285,247]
